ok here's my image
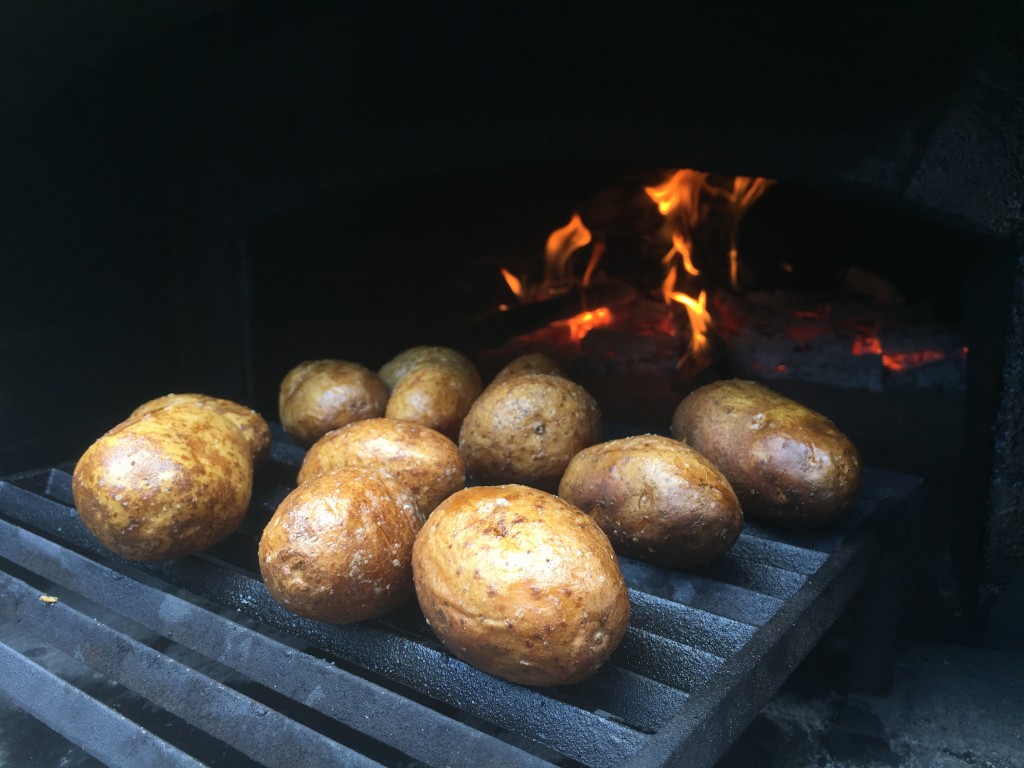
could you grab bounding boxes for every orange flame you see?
[581,241,605,288]
[646,170,706,292]
[498,213,598,303]
[645,169,707,223]
[671,232,700,276]
[500,268,524,298]
[543,213,593,295]
[706,175,775,289]
[669,288,711,358]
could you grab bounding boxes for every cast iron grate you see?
[0,424,920,768]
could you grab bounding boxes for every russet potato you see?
[412,484,630,686]
[72,403,254,561]
[279,359,389,447]
[298,417,465,515]
[670,379,863,527]
[559,434,743,568]
[458,373,601,492]
[259,467,424,624]
[385,362,482,441]
[378,345,481,393]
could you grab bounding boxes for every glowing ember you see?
[565,307,614,343]
[852,330,968,373]
[851,333,884,356]
[882,350,948,372]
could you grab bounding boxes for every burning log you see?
[446,279,638,357]
[713,290,968,392]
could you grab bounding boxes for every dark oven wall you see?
[2,1,1022,625]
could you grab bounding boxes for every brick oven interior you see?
[1,2,1022,766]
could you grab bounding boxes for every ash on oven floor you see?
[719,570,1024,768]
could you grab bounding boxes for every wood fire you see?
[485,168,967,393]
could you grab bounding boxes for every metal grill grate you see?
[0,425,920,768]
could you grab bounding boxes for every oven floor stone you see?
[719,568,1024,768]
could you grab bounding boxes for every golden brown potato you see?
[72,404,253,560]
[412,484,630,686]
[378,345,482,393]
[489,352,568,387]
[559,434,743,568]
[385,363,483,441]
[670,379,863,527]
[130,393,271,465]
[279,359,389,447]
[458,373,601,492]
[298,418,465,515]
[259,467,424,624]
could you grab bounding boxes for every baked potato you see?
[559,434,743,568]
[670,378,863,527]
[378,345,482,393]
[259,467,424,623]
[279,359,389,447]
[72,403,253,560]
[385,362,483,441]
[458,373,601,492]
[412,484,630,686]
[298,417,465,515]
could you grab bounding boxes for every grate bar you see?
[726,533,829,575]
[689,556,808,599]
[0,515,550,768]
[616,557,784,626]
[0,568,383,768]
[548,664,688,733]
[0,640,206,768]
[626,591,757,657]
[611,627,724,692]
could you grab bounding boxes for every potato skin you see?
[131,393,271,464]
[385,363,483,441]
[259,467,424,623]
[458,374,601,493]
[559,434,743,568]
[72,404,253,560]
[670,379,863,527]
[412,484,630,686]
[298,418,465,515]
[279,360,389,447]
[379,345,481,393]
